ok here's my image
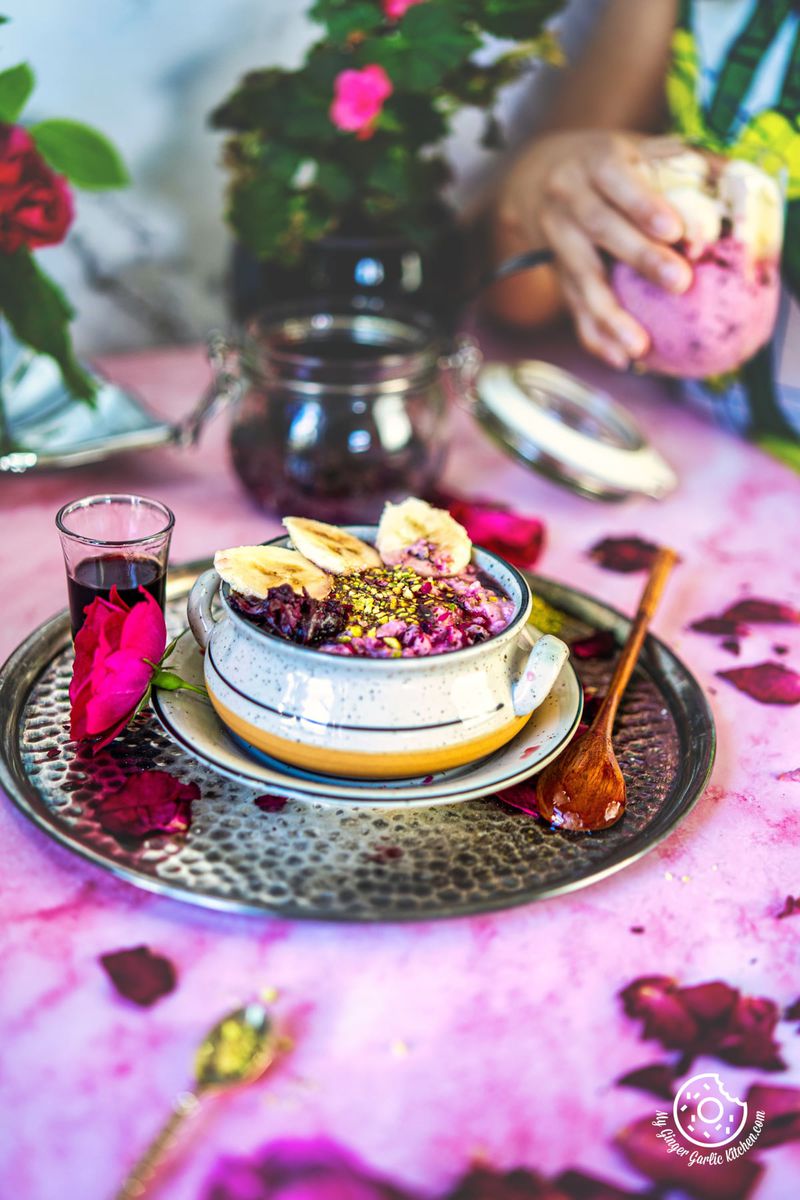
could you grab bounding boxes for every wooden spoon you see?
[536,547,678,832]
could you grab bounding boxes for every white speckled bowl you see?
[187,527,569,779]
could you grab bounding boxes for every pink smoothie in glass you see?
[613,237,781,378]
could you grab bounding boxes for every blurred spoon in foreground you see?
[115,1001,284,1200]
[536,546,678,832]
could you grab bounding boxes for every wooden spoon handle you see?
[596,547,678,735]
[114,1090,200,1200]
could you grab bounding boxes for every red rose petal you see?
[554,1169,641,1199]
[746,1084,800,1148]
[253,795,287,813]
[620,976,699,1050]
[777,768,800,782]
[615,1114,763,1200]
[445,1167,568,1200]
[721,598,800,625]
[783,996,800,1020]
[616,1063,677,1100]
[713,995,785,1071]
[717,661,800,705]
[94,769,199,837]
[571,631,616,660]
[776,895,800,919]
[689,616,749,637]
[588,536,662,573]
[679,980,738,1025]
[100,946,176,1007]
[495,782,540,817]
[445,497,545,571]
[721,638,741,655]
[204,1137,414,1200]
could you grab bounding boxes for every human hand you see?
[499,132,694,368]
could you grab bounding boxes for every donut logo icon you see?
[673,1072,748,1148]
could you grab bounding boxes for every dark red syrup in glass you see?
[68,554,165,638]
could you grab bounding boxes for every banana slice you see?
[283,516,381,574]
[214,545,332,600]
[376,497,471,578]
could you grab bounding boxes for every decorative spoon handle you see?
[113,1090,200,1200]
[596,547,678,735]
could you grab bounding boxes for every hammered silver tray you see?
[0,564,715,922]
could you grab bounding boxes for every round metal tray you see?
[0,564,715,922]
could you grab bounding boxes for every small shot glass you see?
[56,493,174,638]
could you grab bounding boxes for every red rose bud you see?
[0,123,73,252]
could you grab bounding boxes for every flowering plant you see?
[0,16,128,431]
[69,587,205,754]
[211,0,563,266]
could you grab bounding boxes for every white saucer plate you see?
[151,636,583,808]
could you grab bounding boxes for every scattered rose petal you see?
[495,782,540,817]
[783,997,800,1021]
[620,976,785,1069]
[365,845,403,864]
[746,1084,800,1148]
[253,795,287,813]
[689,615,749,637]
[100,946,176,1007]
[620,976,700,1050]
[778,768,800,782]
[721,598,800,625]
[616,1063,677,1100]
[520,744,541,759]
[717,661,800,705]
[94,770,199,837]
[588,536,661,573]
[615,1114,763,1200]
[776,895,800,919]
[630,925,645,934]
[721,638,741,655]
[571,631,616,660]
[554,1169,641,1199]
[773,644,789,656]
[203,1138,415,1200]
[445,1167,567,1200]
[446,497,545,571]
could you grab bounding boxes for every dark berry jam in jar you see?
[222,300,455,523]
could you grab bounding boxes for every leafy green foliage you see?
[0,250,96,402]
[213,0,565,262]
[30,119,129,189]
[0,61,34,123]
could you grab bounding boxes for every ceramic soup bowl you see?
[187,528,569,779]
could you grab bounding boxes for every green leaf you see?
[29,119,128,190]
[0,250,96,402]
[310,0,383,41]
[0,62,35,123]
[367,5,480,92]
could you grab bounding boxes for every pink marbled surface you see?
[1,333,799,1200]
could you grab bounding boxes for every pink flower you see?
[94,769,199,837]
[382,0,425,20]
[70,586,166,751]
[330,65,393,136]
[100,946,177,1007]
[0,123,73,253]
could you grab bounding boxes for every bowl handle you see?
[512,634,569,716]
[187,569,221,650]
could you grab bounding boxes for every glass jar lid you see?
[471,360,677,500]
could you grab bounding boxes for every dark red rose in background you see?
[0,123,73,253]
